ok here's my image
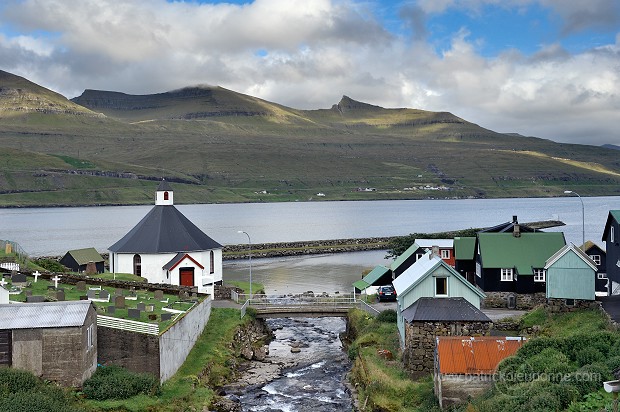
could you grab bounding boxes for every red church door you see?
[179,268,194,287]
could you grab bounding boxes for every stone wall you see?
[435,374,494,409]
[97,327,161,378]
[402,321,492,377]
[159,296,212,382]
[482,292,547,310]
[545,298,601,313]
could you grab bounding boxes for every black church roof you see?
[109,205,222,253]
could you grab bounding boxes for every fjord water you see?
[2,196,618,257]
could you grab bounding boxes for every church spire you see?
[155,179,174,206]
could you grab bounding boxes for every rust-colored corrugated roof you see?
[436,336,526,375]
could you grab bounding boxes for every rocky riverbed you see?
[223,317,353,411]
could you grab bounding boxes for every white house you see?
[108,180,223,294]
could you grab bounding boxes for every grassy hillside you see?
[1,70,619,206]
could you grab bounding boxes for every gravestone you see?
[179,290,189,300]
[107,306,116,314]
[191,292,198,299]
[154,290,164,300]
[87,290,97,299]
[145,304,154,312]
[76,281,86,291]
[148,314,157,320]
[161,313,172,321]
[137,302,146,311]
[56,290,65,301]
[25,290,32,297]
[12,273,27,285]
[26,295,45,303]
[128,308,141,319]
[115,288,124,297]
[115,295,126,308]
[85,261,97,275]
[47,285,56,291]
[100,290,110,301]
[79,295,88,300]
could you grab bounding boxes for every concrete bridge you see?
[239,294,380,318]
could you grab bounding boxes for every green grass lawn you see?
[7,274,199,332]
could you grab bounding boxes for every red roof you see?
[436,336,526,375]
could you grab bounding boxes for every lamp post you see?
[237,230,252,299]
[564,190,585,250]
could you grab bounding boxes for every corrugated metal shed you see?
[401,297,491,323]
[0,300,92,329]
[361,265,390,285]
[436,336,526,375]
[391,242,420,272]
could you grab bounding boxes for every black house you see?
[59,248,105,273]
[602,210,620,294]
[583,241,608,295]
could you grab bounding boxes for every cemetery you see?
[1,270,202,333]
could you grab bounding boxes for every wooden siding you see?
[400,265,482,310]
[605,217,620,285]
[0,330,11,366]
[547,250,595,300]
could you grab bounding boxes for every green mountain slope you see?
[0,70,619,207]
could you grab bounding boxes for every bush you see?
[564,363,609,396]
[33,258,67,273]
[575,347,605,367]
[82,365,160,400]
[0,391,79,412]
[376,309,397,323]
[0,368,39,393]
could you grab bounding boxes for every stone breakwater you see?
[222,237,395,260]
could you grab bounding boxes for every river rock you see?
[209,396,241,412]
[291,347,301,353]
[253,345,268,361]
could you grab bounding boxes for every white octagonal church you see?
[109,180,222,294]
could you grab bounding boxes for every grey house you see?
[0,300,97,387]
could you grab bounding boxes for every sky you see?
[0,0,619,146]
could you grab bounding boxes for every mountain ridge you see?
[0,69,619,207]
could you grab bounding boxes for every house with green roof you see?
[475,231,566,293]
[59,247,105,273]
[353,265,391,293]
[454,236,476,284]
[602,210,620,294]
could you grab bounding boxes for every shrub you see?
[33,258,67,273]
[82,365,160,400]
[0,368,39,393]
[0,391,78,412]
[376,309,397,323]
[564,363,609,396]
[575,347,605,367]
[527,347,572,379]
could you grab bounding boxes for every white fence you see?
[97,315,159,335]
[0,262,19,272]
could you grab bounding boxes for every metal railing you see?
[238,293,381,318]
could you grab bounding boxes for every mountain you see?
[0,70,103,119]
[0,70,619,207]
[602,144,620,151]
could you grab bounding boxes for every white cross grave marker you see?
[33,271,40,283]
[0,278,7,288]
[51,275,61,289]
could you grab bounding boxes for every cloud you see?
[0,0,618,146]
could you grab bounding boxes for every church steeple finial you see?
[155,179,173,206]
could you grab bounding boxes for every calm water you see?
[1,196,618,257]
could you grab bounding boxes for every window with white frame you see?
[441,249,450,259]
[598,273,608,279]
[435,277,448,296]
[501,268,514,282]
[589,255,601,266]
[87,324,94,350]
[533,269,545,282]
[612,226,615,242]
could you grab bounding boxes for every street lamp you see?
[564,190,585,250]
[237,230,252,299]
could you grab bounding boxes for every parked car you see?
[377,285,397,302]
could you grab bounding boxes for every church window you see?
[133,254,142,276]
[164,191,169,200]
[210,251,214,274]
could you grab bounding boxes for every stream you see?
[231,317,353,411]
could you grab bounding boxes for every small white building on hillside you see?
[108,180,222,294]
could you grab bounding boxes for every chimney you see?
[431,245,439,258]
[513,224,521,238]
[512,215,518,223]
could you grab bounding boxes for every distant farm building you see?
[59,247,105,273]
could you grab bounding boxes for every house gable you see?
[545,243,596,300]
